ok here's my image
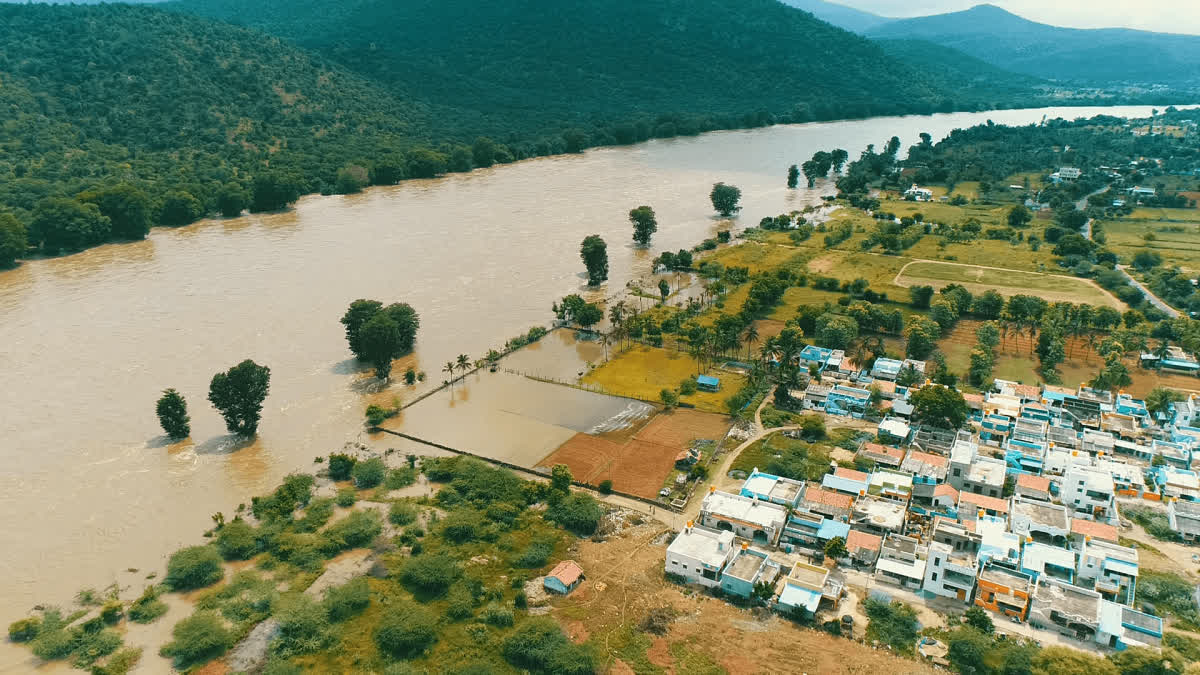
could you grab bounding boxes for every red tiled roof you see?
[959,491,1009,514]
[846,528,882,553]
[835,467,869,482]
[933,484,959,499]
[908,450,948,468]
[1017,474,1051,493]
[1071,519,1119,543]
[861,443,904,461]
[804,485,854,510]
[547,560,584,586]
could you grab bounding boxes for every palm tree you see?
[743,324,760,362]
[443,361,457,389]
[456,354,471,380]
[1086,333,1100,364]
[1154,339,1171,371]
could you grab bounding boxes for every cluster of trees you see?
[793,149,849,188]
[155,359,272,439]
[554,294,604,328]
[339,300,421,379]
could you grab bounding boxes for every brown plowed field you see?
[539,409,732,499]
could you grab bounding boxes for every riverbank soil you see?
[558,519,938,675]
[539,410,732,499]
[582,344,746,413]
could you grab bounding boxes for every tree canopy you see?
[208,359,272,436]
[909,384,969,429]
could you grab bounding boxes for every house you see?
[869,470,914,503]
[1153,465,1200,502]
[780,508,849,550]
[845,528,883,566]
[666,525,735,588]
[949,443,1007,498]
[776,561,837,617]
[1020,542,1077,584]
[699,489,788,547]
[930,516,982,556]
[1080,429,1115,457]
[740,469,804,508]
[719,545,782,599]
[799,345,834,370]
[1077,539,1139,605]
[876,417,912,444]
[858,443,905,470]
[1061,464,1116,521]
[1127,186,1158,198]
[931,484,959,512]
[1009,497,1070,545]
[1058,167,1082,181]
[924,541,978,602]
[958,491,1009,521]
[544,560,585,595]
[904,184,934,202]
[975,561,1034,620]
[826,385,872,416]
[1168,499,1200,542]
[871,358,904,381]
[1015,474,1052,501]
[1028,579,1162,650]
[1071,518,1120,547]
[696,375,720,392]
[803,384,831,411]
[875,534,928,591]
[851,495,907,537]
[904,449,949,502]
[799,484,854,521]
[822,467,870,498]
[975,515,1022,568]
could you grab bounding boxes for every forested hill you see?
[776,0,889,34]
[867,4,1200,85]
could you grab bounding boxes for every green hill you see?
[868,4,1200,85]
[777,0,889,34]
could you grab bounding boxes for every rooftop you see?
[860,443,905,465]
[979,562,1033,590]
[835,467,869,482]
[1022,542,1077,577]
[702,490,787,530]
[742,469,803,505]
[1016,474,1051,494]
[852,496,906,531]
[967,456,1008,487]
[1036,578,1100,620]
[667,526,735,569]
[1173,500,1200,517]
[1011,497,1069,530]
[960,491,1010,514]
[1071,518,1119,542]
[787,560,829,591]
[548,560,584,587]
[846,528,883,553]
[803,485,854,510]
[724,547,768,582]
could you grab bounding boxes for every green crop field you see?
[895,261,1123,308]
[1102,215,1200,270]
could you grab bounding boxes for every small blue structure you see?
[696,374,720,392]
[543,560,584,595]
[799,345,833,370]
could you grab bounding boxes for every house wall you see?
[975,579,1030,620]
[699,513,781,547]
[665,550,724,588]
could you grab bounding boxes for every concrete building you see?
[1028,579,1162,650]
[699,489,787,547]
[739,469,804,508]
[1061,464,1116,521]
[930,516,982,557]
[875,534,928,591]
[903,449,949,502]
[1020,542,1077,584]
[949,440,1007,498]
[845,528,883,566]
[1008,496,1071,545]
[719,545,782,599]
[799,484,854,521]
[851,495,907,537]
[975,561,1034,620]
[868,469,913,502]
[1015,474,1052,501]
[924,541,977,602]
[871,357,904,381]
[1154,465,1200,501]
[959,491,1010,521]
[858,442,905,470]
[821,467,869,498]
[1071,518,1120,547]
[779,508,849,550]
[1168,499,1200,542]
[776,561,838,617]
[665,525,736,588]
[1077,539,1139,605]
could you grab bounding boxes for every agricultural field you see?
[895,260,1123,308]
[878,198,1010,229]
[700,241,809,274]
[582,344,746,413]
[1100,210,1200,270]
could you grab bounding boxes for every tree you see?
[976,322,1001,351]
[801,159,821,188]
[963,606,994,635]
[1108,646,1178,675]
[340,299,384,359]
[29,197,111,253]
[550,464,573,496]
[968,348,994,386]
[251,172,305,212]
[1146,386,1184,417]
[166,545,224,590]
[629,206,657,246]
[947,629,990,675]
[156,388,191,439]
[710,183,742,216]
[472,136,498,168]
[930,296,959,331]
[904,315,942,359]
[215,518,257,560]
[580,235,608,285]
[815,313,858,350]
[910,285,935,309]
[78,184,152,240]
[824,536,847,560]
[159,190,204,226]
[658,279,670,303]
[1133,250,1164,271]
[217,183,249,217]
[359,313,401,379]
[162,612,232,668]
[787,165,799,188]
[208,360,271,436]
[0,212,26,268]
[910,384,968,429]
[831,149,849,173]
[973,290,1005,320]
[273,594,331,656]
[1007,204,1032,228]
[335,165,369,194]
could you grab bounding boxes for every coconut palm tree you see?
[456,354,470,376]
[1086,333,1100,364]
[1154,339,1171,371]
[743,323,760,361]
[443,361,457,389]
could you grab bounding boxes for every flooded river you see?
[0,105,1168,644]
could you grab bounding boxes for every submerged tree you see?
[580,235,608,285]
[359,313,402,379]
[156,388,191,439]
[629,206,657,247]
[787,165,799,188]
[709,183,741,216]
[208,360,271,436]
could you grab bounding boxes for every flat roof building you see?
[699,489,787,547]
[666,524,736,588]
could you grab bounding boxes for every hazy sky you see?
[838,0,1200,35]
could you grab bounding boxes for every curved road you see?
[1116,264,1181,318]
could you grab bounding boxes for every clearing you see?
[582,344,746,414]
[895,260,1123,308]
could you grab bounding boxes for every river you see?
[0,105,1169,654]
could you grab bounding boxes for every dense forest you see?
[0,0,1175,266]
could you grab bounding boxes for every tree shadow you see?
[332,357,371,375]
[193,433,257,455]
[145,434,177,449]
[348,374,389,395]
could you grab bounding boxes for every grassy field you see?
[879,198,1009,228]
[582,344,744,413]
[1101,212,1200,270]
[895,261,1123,308]
[701,242,810,275]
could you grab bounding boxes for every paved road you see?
[1076,187,1108,241]
[1117,264,1181,318]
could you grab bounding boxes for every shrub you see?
[441,511,482,543]
[328,453,357,481]
[546,493,603,536]
[516,540,555,568]
[678,379,697,396]
[445,584,476,620]
[374,601,437,658]
[271,594,331,656]
[165,546,224,591]
[401,554,460,596]
[352,457,386,488]
[8,617,40,643]
[336,488,357,507]
[389,502,419,526]
[385,466,418,490]
[514,591,528,609]
[365,405,389,427]
[503,618,597,674]
[252,473,316,521]
[129,586,168,624]
[70,628,122,668]
[295,498,336,533]
[215,519,258,560]
[863,598,919,654]
[598,479,613,494]
[31,629,74,661]
[638,606,677,635]
[161,612,233,668]
[323,578,371,622]
[272,532,327,571]
[100,600,124,625]
[324,510,383,553]
[482,603,515,627]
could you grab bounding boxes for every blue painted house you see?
[543,560,585,595]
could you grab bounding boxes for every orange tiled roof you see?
[846,528,883,553]
[959,491,1009,514]
[1017,474,1051,493]
[835,467,869,482]
[1071,519,1119,543]
[547,560,584,586]
[908,450,948,468]
[933,484,959,499]
[804,485,854,510]
[861,443,904,461]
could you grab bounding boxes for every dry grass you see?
[895,261,1123,308]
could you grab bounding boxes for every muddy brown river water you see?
[0,106,1170,665]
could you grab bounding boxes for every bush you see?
[216,519,258,560]
[8,617,40,643]
[165,546,224,591]
[678,379,697,396]
[401,554,460,596]
[100,600,124,625]
[863,598,919,654]
[515,540,555,568]
[31,629,74,661]
[328,453,357,481]
[546,493,603,536]
[482,603,515,627]
[365,405,389,427]
[271,594,331,656]
[323,578,371,622]
[295,498,336,532]
[323,510,383,553]
[252,474,315,521]
[445,584,476,620]
[503,618,596,675]
[161,612,232,668]
[441,511,482,543]
[638,606,677,635]
[514,591,528,609]
[389,502,419,526]
[385,466,418,490]
[336,488,357,507]
[351,457,386,488]
[129,586,168,624]
[71,628,123,668]
[598,479,613,494]
[1124,505,1179,541]
[374,601,437,659]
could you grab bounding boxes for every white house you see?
[875,534,928,591]
[924,541,977,602]
[903,184,934,202]
[665,524,736,588]
[1168,499,1200,542]
[1061,464,1116,521]
[699,488,788,547]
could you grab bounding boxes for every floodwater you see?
[0,105,1172,652]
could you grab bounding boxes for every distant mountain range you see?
[865,4,1200,85]
[776,0,889,33]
